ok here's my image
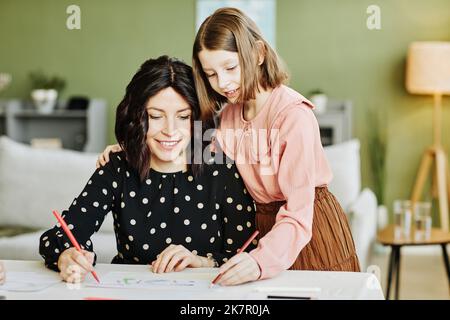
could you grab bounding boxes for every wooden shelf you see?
[12,109,87,119]
[315,100,352,146]
[0,99,107,152]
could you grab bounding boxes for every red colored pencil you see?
[52,210,100,283]
[210,230,259,286]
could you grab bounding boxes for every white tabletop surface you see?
[0,260,384,300]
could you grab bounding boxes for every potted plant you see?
[308,89,328,114]
[29,71,66,114]
[368,109,388,230]
[0,73,11,93]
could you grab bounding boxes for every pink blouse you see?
[215,85,333,279]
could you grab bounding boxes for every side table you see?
[377,225,450,299]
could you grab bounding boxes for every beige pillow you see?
[0,136,114,232]
[324,139,361,212]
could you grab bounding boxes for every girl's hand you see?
[96,144,122,168]
[150,244,204,273]
[214,252,260,286]
[0,261,5,284]
[57,248,95,283]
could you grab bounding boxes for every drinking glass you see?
[393,200,412,238]
[413,202,432,241]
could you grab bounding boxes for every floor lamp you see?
[406,42,450,232]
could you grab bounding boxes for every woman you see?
[39,56,256,284]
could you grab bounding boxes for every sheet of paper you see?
[0,272,61,292]
[85,272,211,290]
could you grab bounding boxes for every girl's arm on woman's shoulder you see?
[96,144,122,168]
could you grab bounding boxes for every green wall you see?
[0,0,196,141]
[1,0,450,222]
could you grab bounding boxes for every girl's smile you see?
[198,49,242,103]
[224,88,240,100]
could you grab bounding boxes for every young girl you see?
[97,8,360,286]
[193,7,360,285]
[39,56,256,283]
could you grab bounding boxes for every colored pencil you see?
[52,210,100,283]
[210,230,259,287]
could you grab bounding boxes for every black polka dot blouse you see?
[39,152,256,271]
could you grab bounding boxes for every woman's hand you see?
[57,248,95,283]
[150,244,207,273]
[96,144,122,168]
[0,261,5,284]
[214,252,261,286]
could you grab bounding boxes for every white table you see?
[0,260,384,300]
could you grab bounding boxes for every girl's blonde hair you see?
[193,7,288,120]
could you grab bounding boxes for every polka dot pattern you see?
[39,153,256,270]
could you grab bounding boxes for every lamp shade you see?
[406,41,450,95]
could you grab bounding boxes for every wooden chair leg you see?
[446,161,450,204]
[436,150,449,232]
[432,162,438,198]
[411,150,434,204]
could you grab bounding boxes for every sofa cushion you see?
[0,135,360,231]
[323,139,361,212]
[0,136,114,232]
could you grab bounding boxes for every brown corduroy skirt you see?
[255,187,361,272]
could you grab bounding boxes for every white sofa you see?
[0,136,116,263]
[0,136,377,269]
[324,139,378,270]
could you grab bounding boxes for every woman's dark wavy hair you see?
[115,55,208,181]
